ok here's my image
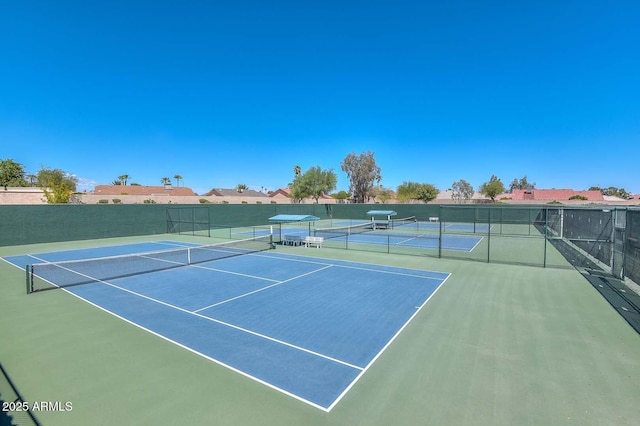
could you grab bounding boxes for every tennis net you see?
[314,222,375,239]
[390,216,417,228]
[26,235,273,293]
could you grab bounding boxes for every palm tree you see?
[174,174,183,187]
[236,183,248,193]
[27,174,37,187]
[161,177,172,188]
[118,174,130,185]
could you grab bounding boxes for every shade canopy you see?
[366,210,397,217]
[268,214,320,223]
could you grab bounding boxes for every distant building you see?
[0,187,46,204]
[268,188,292,200]
[435,190,490,203]
[268,188,336,203]
[93,185,196,196]
[505,189,604,201]
[203,188,267,198]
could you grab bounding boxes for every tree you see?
[290,166,337,203]
[509,175,535,192]
[236,183,248,193]
[0,158,29,189]
[397,181,420,202]
[451,179,474,203]
[417,184,438,203]
[37,167,77,203]
[479,175,506,201]
[118,174,130,185]
[174,174,183,187]
[589,185,630,199]
[27,174,37,186]
[161,177,171,187]
[331,190,350,202]
[340,151,381,203]
[370,186,395,204]
[397,182,438,203]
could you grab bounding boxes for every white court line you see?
[395,236,421,245]
[468,236,484,252]
[193,265,333,312]
[189,263,279,283]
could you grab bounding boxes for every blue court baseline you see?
[3,243,450,411]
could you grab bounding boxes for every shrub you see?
[569,195,588,200]
[98,199,109,204]
[199,198,211,204]
[143,198,156,204]
[112,199,122,204]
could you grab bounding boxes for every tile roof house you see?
[268,188,292,199]
[268,188,336,203]
[203,188,268,198]
[93,185,197,196]
[79,184,199,204]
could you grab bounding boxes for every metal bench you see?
[282,235,305,246]
[304,236,323,248]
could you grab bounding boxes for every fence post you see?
[543,207,548,267]
[487,208,491,263]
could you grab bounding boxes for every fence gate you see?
[612,209,627,279]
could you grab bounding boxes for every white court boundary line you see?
[192,265,333,312]
[8,245,451,412]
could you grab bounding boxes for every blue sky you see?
[1,1,638,195]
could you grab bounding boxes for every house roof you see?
[507,189,604,201]
[93,185,196,196]
[268,188,291,197]
[204,188,268,197]
[268,188,334,199]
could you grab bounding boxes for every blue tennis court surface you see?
[3,241,450,411]
[329,232,483,251]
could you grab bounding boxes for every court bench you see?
[304,236,323,248]
[282,235,305,246]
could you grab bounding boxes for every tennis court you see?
[3,239,449,411]
[315,222,483,252]
[321,231,482,251]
